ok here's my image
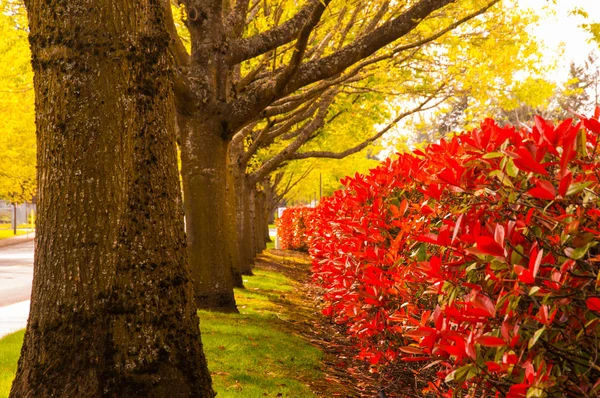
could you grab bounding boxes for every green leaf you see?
[506,158,519,177]
[566,181,592,196]
[528,326,545,349]
[526,386,545,398]
[529,286,540,296]
[445,364,475,383]
[483,152,503,159]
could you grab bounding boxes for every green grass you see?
[0,331,24,398]
[0,269,322,398]
[201,269,321,397]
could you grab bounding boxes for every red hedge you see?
[277,207,315,251]
[310,112,600,397]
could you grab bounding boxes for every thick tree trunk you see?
[179,114,238,312]
[11,1,215,396]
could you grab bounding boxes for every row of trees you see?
[6,0,552,395]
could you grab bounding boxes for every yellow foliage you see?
[0,1,36,203]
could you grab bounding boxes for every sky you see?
[518,0,600,82]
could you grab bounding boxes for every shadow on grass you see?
[0,251,339,398]
[198,265,326,397]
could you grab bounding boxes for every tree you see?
[10,0,214,396]
[0,2,36,207]
[226,0,541,263]
[164,0,546,311]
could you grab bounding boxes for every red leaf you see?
[527,187,555,200]
[421,204,434,215]
[399,346,426,355]
[476,236,505,257]
[513,147,549,176]
[400,356,432,362]
[584,117,600,133]
[527,181,556,200]
[560,124,579,174]
[494,224,505,247]
[485,361,503,372]
[558,171,573,197]
[452,214,463,244]
[514,265,535,284]
[586,297,600,312]
[472,293,496,317]
[476,336,506,347]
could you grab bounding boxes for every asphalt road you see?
[0,240,34,307]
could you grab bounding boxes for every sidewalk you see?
[0,300,29,338]
[0,232,35,248]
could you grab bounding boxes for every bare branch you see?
[282,0,457,95]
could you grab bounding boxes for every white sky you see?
[518,0,600,82]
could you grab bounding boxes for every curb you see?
[0,232,35,248]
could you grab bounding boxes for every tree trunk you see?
[249,188,257,256]
[257,191,268,251]
[251,189,266,254]
[11,0,215,396]
[262,192,272,244]
[230,142,254,276]
[226,154,244,288]
[179,114,238,312]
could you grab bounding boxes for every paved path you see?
[0,237,34,338]
[0,240,34,307]
[0,300,30,338]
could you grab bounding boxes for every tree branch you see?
[228,0,322,65]
[161,0,191,69]
[289,91,447,160]
[248,90,336,184]
[226,0,457,130]
[226,0,251,38]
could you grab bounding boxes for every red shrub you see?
[310,111,600,397]
[277,207,315,251]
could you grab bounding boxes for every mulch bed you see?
[255,249,428,398]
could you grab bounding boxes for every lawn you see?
[0,230,28,240]
[0,268,323,398]
[0,331,24,398]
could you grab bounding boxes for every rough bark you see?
[249,188,257,256]
[226,147,244,288]
[230,139,254,275]
[253,189,267,254]
[11,0,215,396]
[179,114,238,312]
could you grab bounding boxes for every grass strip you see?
[0,268,322,398]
